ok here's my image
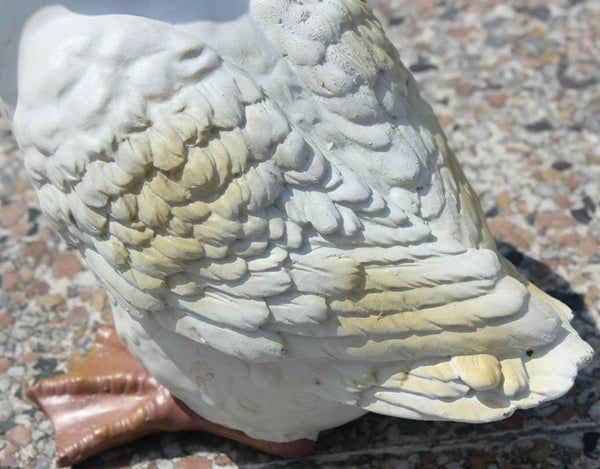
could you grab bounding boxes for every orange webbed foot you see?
[27,326,315,466]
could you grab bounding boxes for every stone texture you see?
[0,202,28,227]
[536,212,577,230]
[484,91,508,108]
[7,425,32,446]
[52,253,83,279]
[175,457,213,469]
[1,271,21,291]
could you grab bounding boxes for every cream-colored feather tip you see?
[4,0,592,447]
[452,355,503,392]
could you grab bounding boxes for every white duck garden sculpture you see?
[0,0,592,465]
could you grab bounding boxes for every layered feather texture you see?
[14,0,592,441]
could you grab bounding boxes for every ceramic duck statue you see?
[0,0,592,465]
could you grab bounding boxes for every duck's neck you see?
[0,0,250,116]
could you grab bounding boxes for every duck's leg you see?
[27,326,315,466]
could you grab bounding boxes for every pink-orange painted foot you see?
[26,326,315,466]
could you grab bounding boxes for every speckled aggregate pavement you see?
[1,0,599,468]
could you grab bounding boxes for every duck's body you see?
[3,0,592,450]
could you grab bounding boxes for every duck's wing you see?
[16,5,591,424]
[248,0,592,420]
